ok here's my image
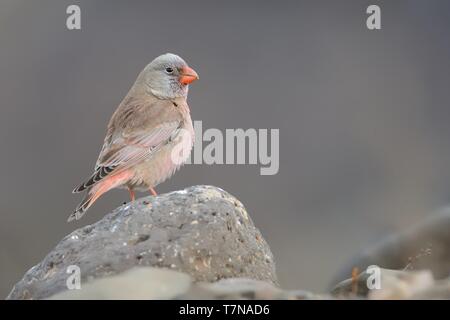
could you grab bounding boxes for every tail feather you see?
[69,170,132,222]
[69,184,105,222]
[68,192,93,222]
[72,165,117,193]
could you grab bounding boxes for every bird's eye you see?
[165,67,174,73]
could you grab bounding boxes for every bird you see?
[69,53,199,222]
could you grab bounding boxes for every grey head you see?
[140,53,199,100]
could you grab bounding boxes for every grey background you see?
[1,0,450,297]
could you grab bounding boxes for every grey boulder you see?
[7,185,277,300]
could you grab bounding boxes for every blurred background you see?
[1,0,450,298]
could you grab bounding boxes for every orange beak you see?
[179,66,199,85]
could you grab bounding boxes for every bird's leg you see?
[149,187,157,196]
[128,187,135,201]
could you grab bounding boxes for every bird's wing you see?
[73,97,182,193]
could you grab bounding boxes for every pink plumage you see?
[70,53,198,221]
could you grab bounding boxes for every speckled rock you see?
[7,185,277,300]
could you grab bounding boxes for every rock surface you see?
[48,267,323,300]
[7,185,277,300]
[48,265,450,300]
[332,267,435,299]
[7,185,450,300]
[331,209,450,289]
[331,267,450,299]
[48,267,192,300]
